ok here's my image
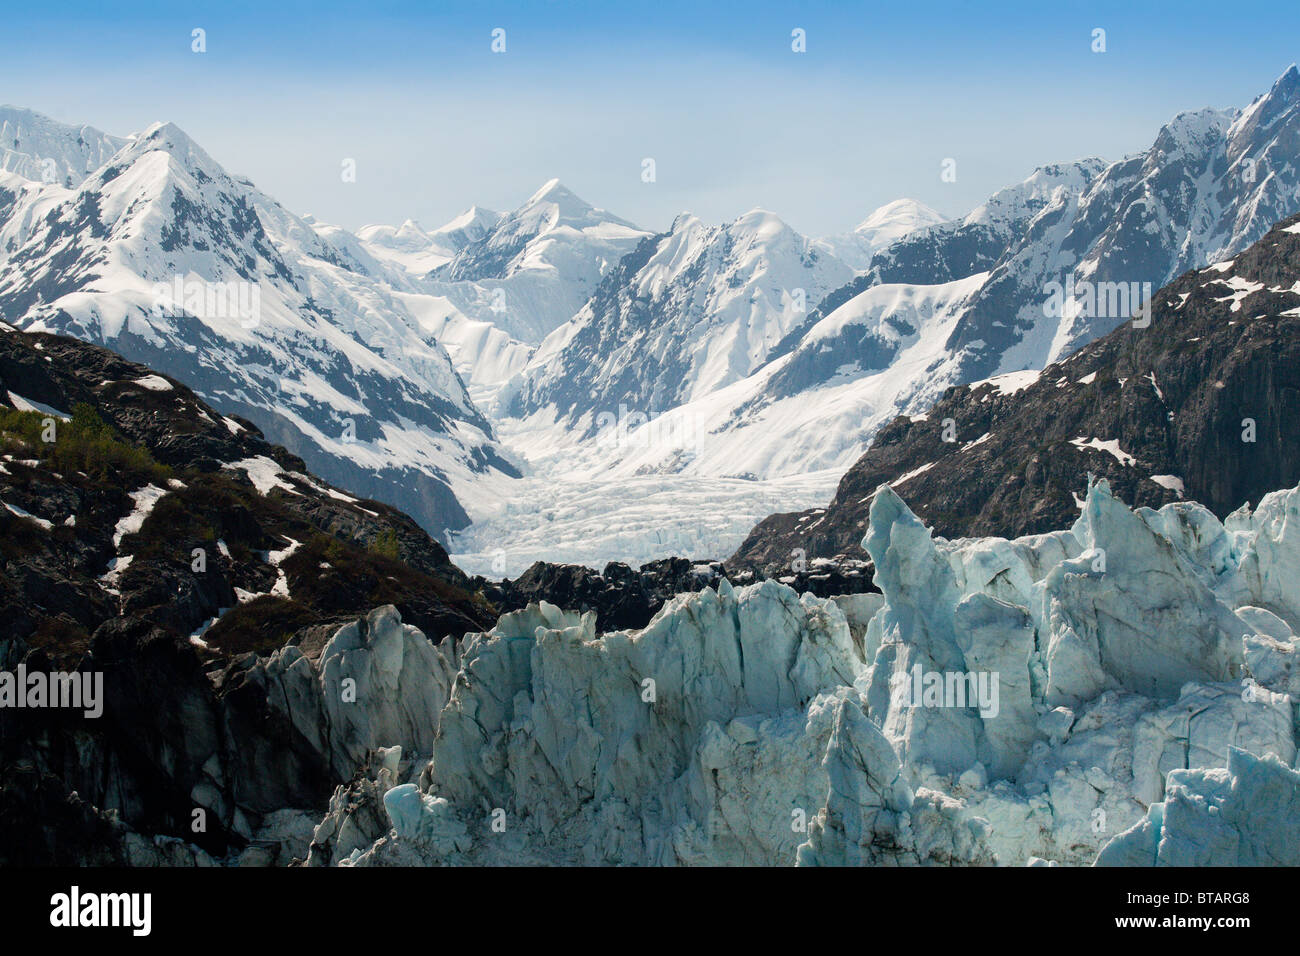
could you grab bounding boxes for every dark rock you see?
[473,554,877,633]
[0,325,502,862]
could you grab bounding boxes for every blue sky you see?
[3,1,1298,236]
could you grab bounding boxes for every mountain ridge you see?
[731,210,1300,570]
[0,116,517,541]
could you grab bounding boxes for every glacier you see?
[297,476,1300,866]
[1095,747,1300,866]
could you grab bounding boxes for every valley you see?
[3,53,1300,877]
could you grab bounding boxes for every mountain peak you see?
[732,208,792,241]
[523,177,580,207]
[122,120,225,178]
[669,211,703,234]
[1253,63,1300,114]
[506,179,609,232]
[1227,65,1300,148]
[735,206,782,222]
[0,105,128,187]
[396,218,428,238]
[854,198,946,235]
[1272,63,1300,94]
[433,204,499,237]
[809,197,948,268]
[495,178,644,238]
[137,120,201,151]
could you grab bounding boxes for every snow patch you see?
[6,391,70,419]
[131,374,173,391]
[892,461,936,486]
[224,456,301,497]
[1069,437,1137,467]
[111,483,169,548]
[1149,474,1185,496]
[2,499,52,529]
[978,369,1039,396]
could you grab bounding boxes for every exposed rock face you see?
[732,211,1300,572]
[0,326,493,648]
[312,479,1300,867]
[0,327,499,864]
[473,556,876,634]
[471,558,718,633]
[0,601,463,865]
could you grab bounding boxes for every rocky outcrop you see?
[0,327,501,863]
[0,325,494,648]
[473,555,876,633]
[0,602,461,865]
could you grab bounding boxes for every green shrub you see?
[0,404,170,485]
[70,402,112,439]
[202,596,316,656]
[367,528,400,560]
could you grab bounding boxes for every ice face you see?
[311,478,1300,866]
[1096,748,1300,866]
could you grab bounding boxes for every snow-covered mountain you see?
[486,159,1119,497]
[498,67,1300,496]
[340,181,653,405]
[0,116,516,538]
[356,206,501,281]
[5,67,1300,573]
[495,160,1108,482]
[0,105,127,188]
[814,197,947,271]
[501,208,856,433]
[861,160,1108,289]
[951,65,1300,381]
[422,178,650,345]
[733,209,1300,569]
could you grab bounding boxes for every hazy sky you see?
[3,1,1299,237]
